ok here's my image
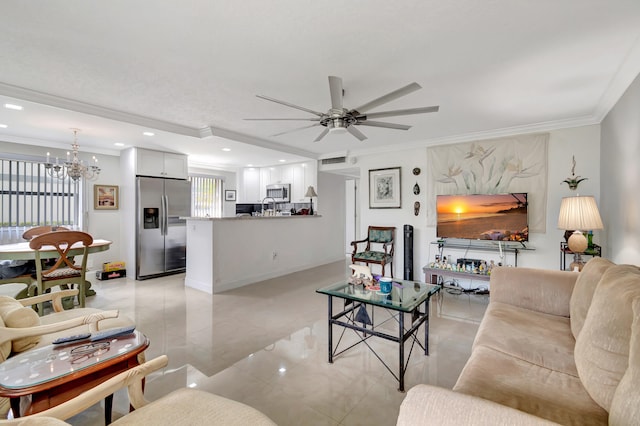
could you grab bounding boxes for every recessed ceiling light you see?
[4,103,23,110]
[143,132,155,136]
[114,142,125,147]
[247,164,254,167]
[222,148,231,152]
[279,159,286,163]
[0,124,7,128]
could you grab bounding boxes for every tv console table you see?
[430,239,533,268]
[423,267,491,286]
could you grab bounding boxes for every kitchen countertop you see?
[181,215,321,221]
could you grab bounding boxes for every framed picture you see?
[94,185,119,210]
[225,190,237,201]
[369,167,401,209]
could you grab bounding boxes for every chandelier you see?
[44,129,100,181]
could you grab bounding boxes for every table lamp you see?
[305,186,317,215]
[557,195,603,270]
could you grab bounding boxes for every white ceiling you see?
[1,1,640,170]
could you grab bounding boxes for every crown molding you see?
[206,126,318,160]
[593,32,640,122]
[0,82,202,138]
[346,115,601,159]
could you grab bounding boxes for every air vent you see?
[321,156,347,165]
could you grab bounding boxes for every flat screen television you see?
[436,193,529,241]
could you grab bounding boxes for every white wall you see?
[601,72,640,264]
[354,124,602,279]
[0,141,121,269]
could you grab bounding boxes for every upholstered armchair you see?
[351,226,396,277]
[0,355,277,425]
[0,289,132,419]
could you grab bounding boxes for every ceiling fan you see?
[246,76,439,142]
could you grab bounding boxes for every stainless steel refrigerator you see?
[136,176,191,279]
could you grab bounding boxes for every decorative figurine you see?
[562,155,588,190]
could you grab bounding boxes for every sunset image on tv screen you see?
[436,193,528,241]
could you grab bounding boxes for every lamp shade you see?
[557,195,604,231]
[305,186,318,198]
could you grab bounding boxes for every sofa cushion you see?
[111,388,277,425]
[454,345,607,426]
[0,312,9,362]
[569,257,615,339]
[0,295,41,353]
[473,302,577,376]
[608,297,640,425]
[574,264,640,411]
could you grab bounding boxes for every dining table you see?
[0,239,112,297]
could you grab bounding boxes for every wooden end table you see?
[0,330,148,423]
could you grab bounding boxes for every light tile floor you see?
[69,260,488,425]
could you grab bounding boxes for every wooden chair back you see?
[22,226,70,241]
[28,231,93,314]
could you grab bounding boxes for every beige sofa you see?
[397,258,640,425]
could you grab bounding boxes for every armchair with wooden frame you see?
[29,231,93,315]
[0,354,277,425]
[350,226,396,277]
[0,288,127,419]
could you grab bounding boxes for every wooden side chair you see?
[22,225,70,241]
[29,231,93,315]
[351,226,396,277]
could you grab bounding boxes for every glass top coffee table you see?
[317,279,440,391]
[0,330,149,422]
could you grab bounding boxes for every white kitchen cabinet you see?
[239,168,261,203]
[136,148,188,179]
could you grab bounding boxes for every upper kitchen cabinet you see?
[238,161,317,203]
[292,161,317,202]
[136,148,188,179]
[239,167,261,203]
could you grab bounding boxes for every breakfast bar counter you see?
[182,216,340,294]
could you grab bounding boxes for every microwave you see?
[266,184,291,202]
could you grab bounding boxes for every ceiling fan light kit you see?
[247,76,439,142]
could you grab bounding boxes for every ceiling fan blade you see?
[347,125,368,141]
[272,123,321,137]
[256,95,325,117]
[350,82,422,114]
[328,76,343,110]
[362,106,439,119]
[357,120,411,130]
[313,128,330,142]
[245,118,321,121]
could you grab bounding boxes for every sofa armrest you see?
[489,267,577,317]
[397,385,560,426]
[0,309,119,345]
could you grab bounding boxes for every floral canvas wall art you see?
[427,133,549,233]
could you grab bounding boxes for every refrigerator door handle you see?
[161,195,168,236]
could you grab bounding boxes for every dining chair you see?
[29,231,93,315]
[22,226,70,241]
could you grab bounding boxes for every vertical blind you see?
[190,175,223,218]
[1,158,80,243]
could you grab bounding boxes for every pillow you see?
[569,257,615,339]
[574,264,640,411]
[609,297,640,425]
[0,295,41,353]
[0,313,9,362]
